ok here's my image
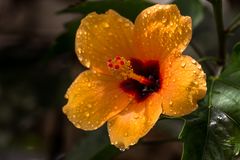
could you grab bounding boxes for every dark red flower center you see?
[120,58,161,102]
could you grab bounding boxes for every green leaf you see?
[59,0,155,21]
[180,43,240,160]
[174,0,204,27]
[66,128,120,160]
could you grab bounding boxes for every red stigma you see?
[116,56,121,60]
[108,63,113,68]
[120,61,124,65]
[114,65,120,69]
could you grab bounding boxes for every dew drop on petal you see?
[124,132,128,137]
[120,148,125,152]
[103,22,110,28]
[85,112,90,117]
[124,23,130,27]
[85,61,91,68]
[118,18,123,22]
[181,62,186,68]
[191,59,197,64]
[134,115,139,119]
[78,56,83,62]
[169,101,173,106]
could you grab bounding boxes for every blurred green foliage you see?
[66,128,120,160]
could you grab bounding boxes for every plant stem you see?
[209,0,226,66]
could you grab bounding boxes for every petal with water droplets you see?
[160,55,207,116]
[63,70,133,130]
[76,10,134,74]
[133,4,192,62]
[108,93,162,150]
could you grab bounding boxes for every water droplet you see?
[118,18,123,22]
[87,104,92,108]
[78,56,83,62]
[85,112,90,117]
[124,23,130,27]
[134,115,139,119]
[194,81,198,85]
[72,115,76,118]
[103,22,109,28]
[197,65,202,69]
[85,61,91,68]
[87,83,91,87]
[162,18,167,23]
[191,59,197,64]
[181,62,186,68]
[169,101,173,106]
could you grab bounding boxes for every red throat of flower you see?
[107,56,160,102]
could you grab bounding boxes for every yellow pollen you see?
[107,56,151,85]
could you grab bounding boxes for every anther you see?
[107,56,152,85]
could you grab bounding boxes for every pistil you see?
[107,56,152,85]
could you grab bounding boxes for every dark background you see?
[0,0,240,160]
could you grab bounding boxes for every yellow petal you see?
[133,4,192,62]
[160,55,207,116]
[76,10,134,73]
[63,70,133,130]
[108,93,162,150]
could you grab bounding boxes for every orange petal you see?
[108,93,162,150]
[63,70,133,130]
[160,55,207,116]
[133,4,192,62]
[76,10,134,74]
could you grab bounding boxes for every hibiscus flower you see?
[63,4,207,150]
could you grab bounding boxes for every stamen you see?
[107,56,152,85]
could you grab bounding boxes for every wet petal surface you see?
[160,55,207,116]
[133,4,192,61]
[76,10,134,74]
[63,70,133,130]
[108,93,162,150]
